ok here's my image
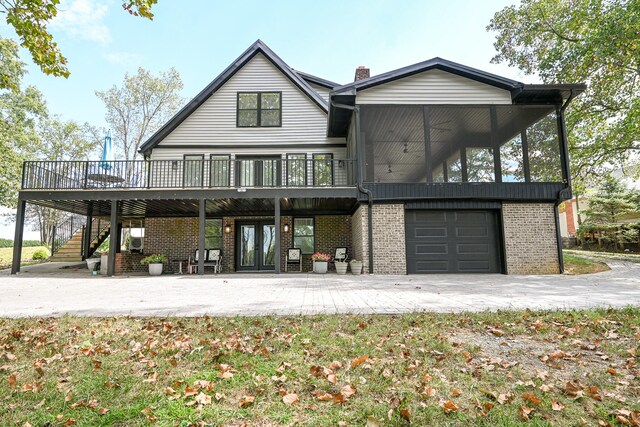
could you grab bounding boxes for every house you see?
[11,40,585,276]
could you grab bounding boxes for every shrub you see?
[140,254,167,265]
[31,248,50,260]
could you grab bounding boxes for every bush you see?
[31,248,50,260]
[140,254,167,265]
[0,239,43,248]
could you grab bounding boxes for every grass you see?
[563,253,610,275]
[0,246,48,270]
[1,309,639,426]
[565,249,640,264]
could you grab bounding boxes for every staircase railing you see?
[50,214,85,255]
[83,218,110,259]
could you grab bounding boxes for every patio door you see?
[236,221,276,271]
[237,156,281,187]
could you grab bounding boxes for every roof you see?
[328,57,586,137]
[294,70,339,89]
[139,40,331,156]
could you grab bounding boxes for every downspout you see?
[331,101,374,274]
[554,89,577,273]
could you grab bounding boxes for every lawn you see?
[564,254,611,275]
[1,310,638,426]
[0,246,48,270]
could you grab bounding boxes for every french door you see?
[236,221,276,271]
[237,156,281,187]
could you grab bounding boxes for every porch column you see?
[274,197,281,274]
[11,200,26,275]
[107,200,118,276]
[83,202,93,260]
[198,198,205,275]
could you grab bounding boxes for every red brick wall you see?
[145,217,198,265]
[114,252,147,274]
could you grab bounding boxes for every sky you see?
[1,0,531,240]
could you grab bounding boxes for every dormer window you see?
[237,92,281,127]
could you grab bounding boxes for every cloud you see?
[103,51,143,65]
[50,0,111,44]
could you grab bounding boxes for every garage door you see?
[405,210,502,274]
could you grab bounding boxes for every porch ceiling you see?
[23,197,358,218]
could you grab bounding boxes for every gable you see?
[355,69,513,105]
[156,53,338,149]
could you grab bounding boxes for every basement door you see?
[405,210,502,274]
[236,221,276,271]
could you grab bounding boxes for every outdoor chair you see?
[205,249,222,274]
[331,247,348,270]
[285,248,302,272]
[187,249,202,274]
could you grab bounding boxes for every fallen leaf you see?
[400,408,411,420]
[351,356,369,369]
[441,400,459,414]
[551,401,565,411]
[282,393,299,405]
[97,407,109,415]
[522,393,542,406]
[7,373,16,387]
[239,395,255,407]
[195,392,211,406]
[341,384,357,398]
[519,405,535,420]
[422,386,436,397]
[452,389,462,396]
[607,368,618,375]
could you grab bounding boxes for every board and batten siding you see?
[151,53,344,160]
[356,69,512,105]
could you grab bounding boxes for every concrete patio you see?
[1,260,639,317]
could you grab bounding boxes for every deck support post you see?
[107,200,118,276]
[11,200,26,274]
[83,202,93,260]
[198,198,205,275]
[274,197,281,274]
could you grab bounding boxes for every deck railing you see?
[21,159,357,190]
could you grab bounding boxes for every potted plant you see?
[140,254,168,276]
[350,259,363,275]
[335,259,348,275]
[311,252,331,274]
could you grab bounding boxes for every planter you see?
[313,261,328,274]
[335,261,348,275]
[86,258,100,274]
[148,263,163,276]
[100,254,108,275]
[350,261,363,275]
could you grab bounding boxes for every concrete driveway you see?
[1,260,639,317]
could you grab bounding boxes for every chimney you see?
[354,65,370,82]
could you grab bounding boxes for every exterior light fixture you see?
[283,224,289,233]
[225,225,232,234]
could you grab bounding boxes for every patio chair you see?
[205,249,222,274]
[331,247,348,271]
[285,248,302,272]
[187,249,202,274]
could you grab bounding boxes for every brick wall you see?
[145,217,198,267]
[114,252,147,274]
[312,215,352,272]
[351,205,368,273]
[372,204,406,274]
[502,203,560,274]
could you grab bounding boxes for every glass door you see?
[236,221,276,271]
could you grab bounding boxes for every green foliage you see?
[582,177,639,225]
[0,239,43,248]
[140,254,167,264]
[488,0,640,188]
[30,247,50,260]
[95,67,184,162]
[0,0,157,81]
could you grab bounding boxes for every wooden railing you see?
[21,159,357,190]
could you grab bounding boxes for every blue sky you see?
[1,0,530,239]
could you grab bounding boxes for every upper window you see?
[237,92,281,127]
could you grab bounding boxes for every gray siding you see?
[308,82,331,102]
[356,69,512,105]
[152,53,343,157]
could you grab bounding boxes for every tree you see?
[26,118,98,245]
[487,0,640,189]
[0,0,158,82]
[95,67,183,171]
[0,37,47,207]
[580,176,639,249]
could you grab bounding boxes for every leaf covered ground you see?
[1,309,639,426]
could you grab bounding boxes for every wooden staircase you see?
[49,218,110,262]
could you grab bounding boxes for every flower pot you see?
[148,263,163,276]
[335,261,348,275]
[350,261,363,275]
[313,261,328,274]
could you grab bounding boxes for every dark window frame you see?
[293,217,315,255]
[236,91,282,128]
[286,153,307,187]
[312,153,334,186]
[183,154,204,187]
[236,155,282,187]
[209,154,231,187]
